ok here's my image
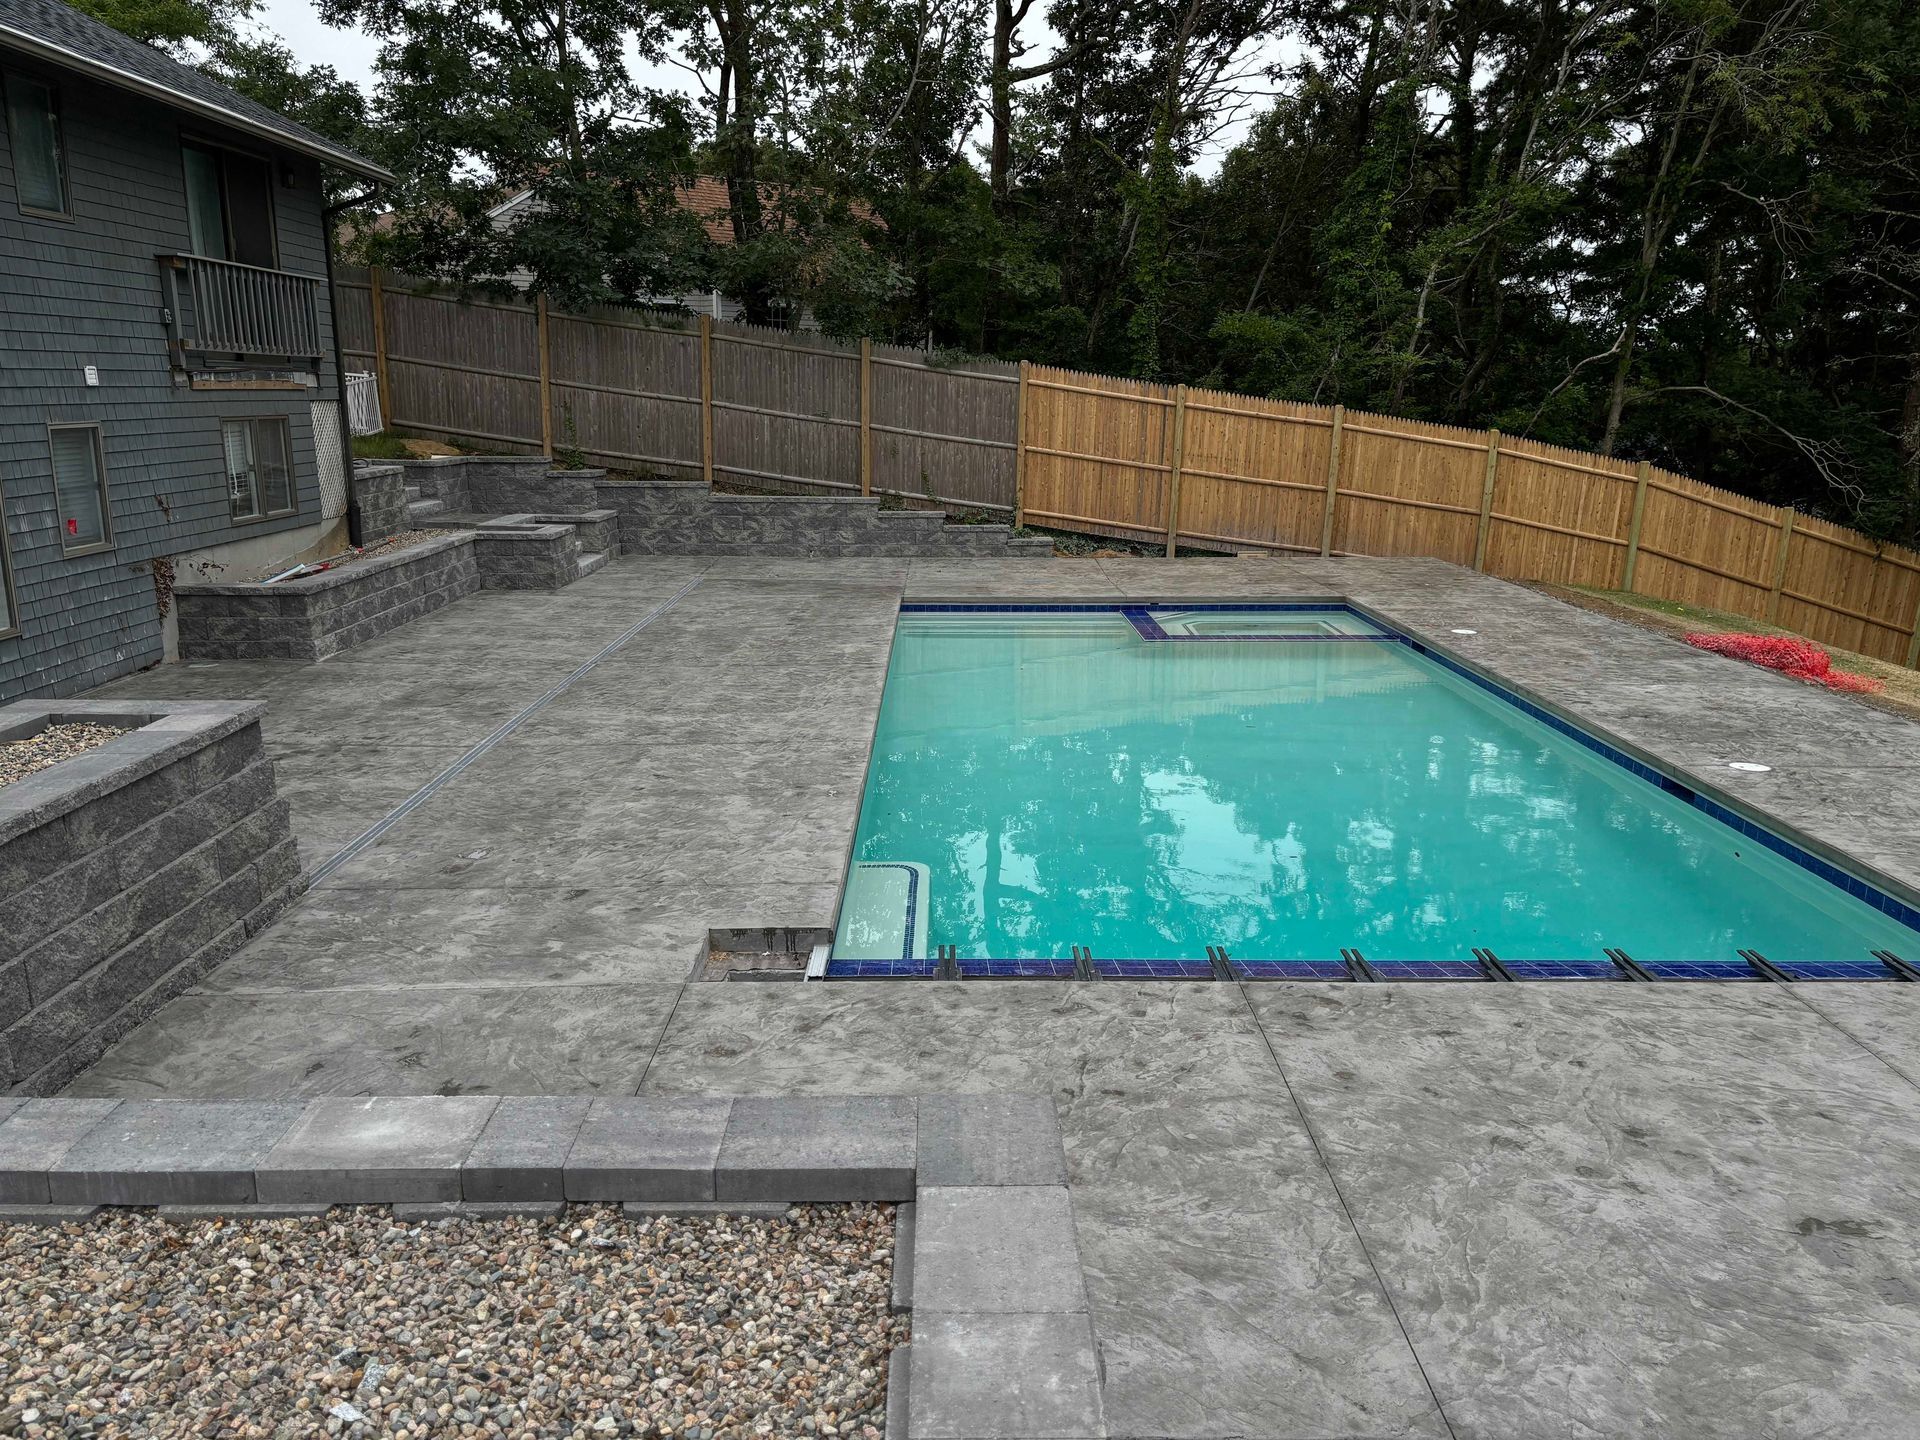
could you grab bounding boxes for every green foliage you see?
[68,0,254,53]
[349,430,411,460]
[91,0,1918,544]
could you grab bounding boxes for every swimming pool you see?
[828,604,1920,981]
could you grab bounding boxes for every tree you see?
[327,0,714,308]
[68,0,254,54]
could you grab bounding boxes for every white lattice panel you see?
[312,398,347,520]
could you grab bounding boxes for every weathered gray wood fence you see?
[334,266,1018,513]
[335,265,1920,667]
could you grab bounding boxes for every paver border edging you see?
[0,1092,1105,1440]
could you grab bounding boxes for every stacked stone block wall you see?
[594,479,1054,558]
[473,526,576,591]
[0,703,301,1095]
[348,465,407,543]
[176,536,481,662]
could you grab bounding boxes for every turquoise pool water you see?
[836,608,1918,967]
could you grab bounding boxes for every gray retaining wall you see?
[473,522,577,591]
[176,534,481,662]
[393,457,604,516]
[0,702,301,1095]
[349,464,408,543]
[595,479,1055,558]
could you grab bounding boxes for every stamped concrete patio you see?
[73,553,1920,1439]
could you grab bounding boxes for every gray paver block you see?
[564,1097,732,1202]
[621,1200,791,1219]
[892,1201,915,1314]
[0,1204,101,1226]
[913,1187,1088,1315]
[907,1311,1106,1440]
[0,1100,120,1204]
[158,1202,331,1222]
[462,1095,593,1202]
[917,1094,1068,1187]
[393,1199,564,1221]
[715,1096,916,1202]
[256,1096,500,1204]
[885,1344,910,1440]
[49,1100,306,1206]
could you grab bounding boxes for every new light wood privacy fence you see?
[336,268,1920,668]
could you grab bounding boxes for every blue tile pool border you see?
[1391,629,1920,941]
[879,599,1920,960]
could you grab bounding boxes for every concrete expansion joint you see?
[0,1091,1105,1439]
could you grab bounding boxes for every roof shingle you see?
[0,0,390,180]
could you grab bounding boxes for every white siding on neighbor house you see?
[0,50,344,699]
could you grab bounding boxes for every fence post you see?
[1013,360,1030,529]
[368,265,392,428]
[1621,460,1652,592]
[1766,511,1796,622]
[536,294,553,458]
[859,337,873,496]
[699,313,714,486]
[1907,593,1920,670]
[1165,384,1188,558]
[1319,404,1344,557]
[1473,428,1501,571]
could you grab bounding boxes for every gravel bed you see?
[0,723,130,790]
[0,1203,904,1439]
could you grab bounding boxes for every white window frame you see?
[47,423,112,557]
[222,416,298,523]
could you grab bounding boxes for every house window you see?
[182,139,277,267]
[48,425,111,554]
[5,74,69,217]
[222,418,295,521]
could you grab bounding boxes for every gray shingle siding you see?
[0,49,345,701]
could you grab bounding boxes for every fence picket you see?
[331,265,1920,667]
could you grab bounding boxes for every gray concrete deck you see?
[74,553,1920,1439]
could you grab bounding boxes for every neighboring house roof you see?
[0,0,392,181]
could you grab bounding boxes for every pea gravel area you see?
[0,723,130,790]
[0,1204,904,1440]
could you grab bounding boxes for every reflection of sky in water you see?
[847,614,1917,963]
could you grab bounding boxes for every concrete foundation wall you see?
[0,701,301,1094]
[176,535,480,662]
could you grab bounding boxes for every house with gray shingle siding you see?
[0,0,389,700]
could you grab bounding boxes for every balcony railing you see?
[158,253,323,364]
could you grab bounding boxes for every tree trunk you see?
[989,0,1014,213]
[712,0,770,321]
[1902,333,1920,528]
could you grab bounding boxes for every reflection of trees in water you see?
[854,622,1861,962]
